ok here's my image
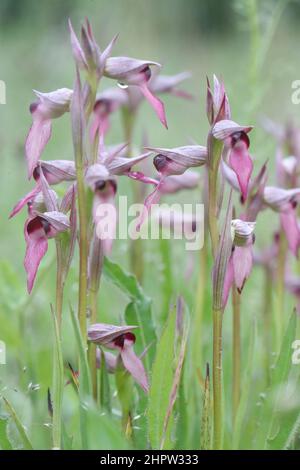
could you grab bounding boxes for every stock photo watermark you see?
[0,80,6,104]
[292,339,300,365]
[291,80,300,104]
[0,340,6,364]
[94,197,204,251]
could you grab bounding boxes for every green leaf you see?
[69,304,92,449]
[0,417,12,450]
[104,257,156,366]
[103,256,145,299]
[233,318,256,449]
[148,307,176,449]
[81,400,129,450]
[98,350,111,413]
[200,364,211,450]
[2,397,33,450]
[70,304,92,398]
[253,312,296,449]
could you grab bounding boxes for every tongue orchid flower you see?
[222,219,256,306]
[25,88,73,179]
[104,57,167,128]
[212,119,254,201]
[263,186,300,257]
[88,323,149,392]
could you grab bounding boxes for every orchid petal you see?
[280,207,300,257]
[9,186,41,219]
[229,142,253,201]
[233,245,253,292]
[139,82,168,128]
[68,19,88,69]
[25,118,52,179]
[24,218,48,293]
[212,119,253,141]
[120,344,149,393]
[88,323,137,344]
[136,182,162,231]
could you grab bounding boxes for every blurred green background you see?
[1,0,300,449]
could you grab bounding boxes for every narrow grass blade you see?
[148,307,176,449]
[233,318,256,449]
[2,397,33,450]
[200,363,211,450]
[50,304,64,449]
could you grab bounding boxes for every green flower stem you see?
[88,235,104,399]
[121,107,144,282]
[193,238,208,377]
[207,138,223,450]
[263,267,272,385]
[232,285,241,426]
[51,240,65,449]
[76,164,88,341]
[213,307,223,450]
[208,167,219,258]
[274,230,287,351]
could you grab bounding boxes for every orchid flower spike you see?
[104,57,167,128]
[222,219,256,305]
[263,186,300,257]
[68,18,117,78]
[213,119,254,201]
[88,323,149,392]
[206,75,231,124]
[25,88,73,179]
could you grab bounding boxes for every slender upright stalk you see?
[71,73,89,341]
[232,285,241,425]
[208,168,219,258]
[76,167,88,340]
[207,138,224,449]
[88,235,104,398]
[55,241,64,328]
[274,230,287,351]
[122,107,144,282]
[193,238,208,378]
[263,267,272,385]
[213,307,223,450]
[52,241,65,449]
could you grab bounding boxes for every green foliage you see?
[148,307,176,449]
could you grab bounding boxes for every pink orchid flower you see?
[263,186,300,257]
[212,119,254,201]
[88,323,149,392]
[222,219,256,306]
[10,160,76,219]
[104,57,167,128]
[136,146,206,229]
[25,89,73,179]
[25,208,70,293]
[90,88,128,142]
